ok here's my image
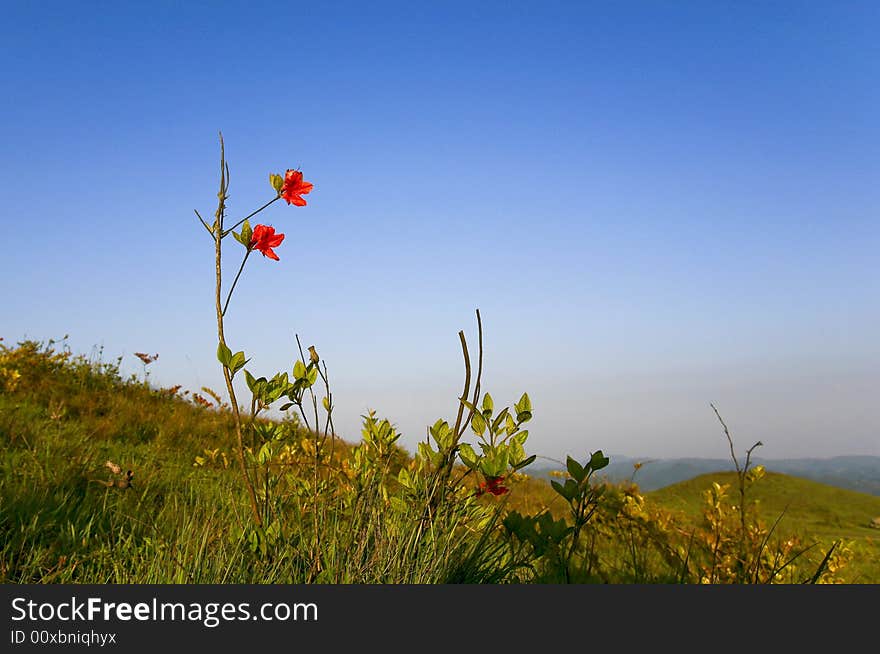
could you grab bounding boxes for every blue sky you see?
[2,1,877,461]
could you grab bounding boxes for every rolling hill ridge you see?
[530,454,880,496]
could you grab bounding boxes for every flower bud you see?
[270,173,284,194]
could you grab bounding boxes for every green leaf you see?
[513,454,537,471]
[244,369,258,392]
[254,422,277,442]
[417,441,442,466]
[509,438,525,465]
[270,173,284,193]
[240,219,253,246]
[480,447,508,477]
[550,480,568,499]
[470,411,486,436]
[279,402,294,411]
[397,467,411,489]
[481,393,494,418]
[265,381,284,404]
[322,396,331,412]
[498,448,510,473]
[430,420,452,448]
[515,393,533,423]
[417,441,435,461]
[230,351,248,375]
[458,443,478,469]
[306,366,319,386]
[459,399,477,414]
[216,342,233,368]
[293,360,307,380]
[502,511,526,536]
[590,450,610,471]
[257,442,273,465]
[567,456,586,483]
[491,408,510,434]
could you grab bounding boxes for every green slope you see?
[648,471,880,582]
[3,338,877,583]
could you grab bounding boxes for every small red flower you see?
[250,224,285,261]
[477,476,509,497]
[281,169,314,206]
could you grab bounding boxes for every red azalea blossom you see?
[250,224,285,261]
[281,169,314,206]
[477,476,509,497]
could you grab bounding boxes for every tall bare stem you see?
[213,132,263,528]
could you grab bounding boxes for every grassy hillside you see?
[648,472,880,582]
[1,337,875,583]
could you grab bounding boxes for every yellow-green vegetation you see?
[648,471,880,583]
[1,337,872,583]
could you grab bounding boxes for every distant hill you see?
[646,470,880,583]
[520,461,880,582]
[528,454,880,496]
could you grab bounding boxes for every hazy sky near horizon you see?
[2,1,877,461]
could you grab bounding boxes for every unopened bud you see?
[270,173,284,194]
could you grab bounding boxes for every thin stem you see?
[454,308,483,443]
[295,334,323,579]
[222,196,281,237]
[451,332,472,439]
[711,403,740,474]
[318,362,336,463]
[222,250,251,317]
[712,402,765,573]
[213,133,263,529]
[421,310,483,528]
[194,209,213,236]
[470,308,484,437]
[565,482,595,582]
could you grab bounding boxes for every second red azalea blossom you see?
[250,224,285,261]
[477,476,509,497]
[281,169,314,206]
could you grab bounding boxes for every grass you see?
[648,471,880,582]
[0,338,523,583]
[1,336,875,584]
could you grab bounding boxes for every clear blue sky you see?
[2,1,877,460]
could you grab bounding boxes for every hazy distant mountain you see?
[528,455,880,496]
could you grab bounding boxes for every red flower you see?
[281,169,314,206]
[477,476,509,497]
[250,224,285,261]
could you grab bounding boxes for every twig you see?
[213,132,263,528]
[222,250,251,317]
[222,196,280,237]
